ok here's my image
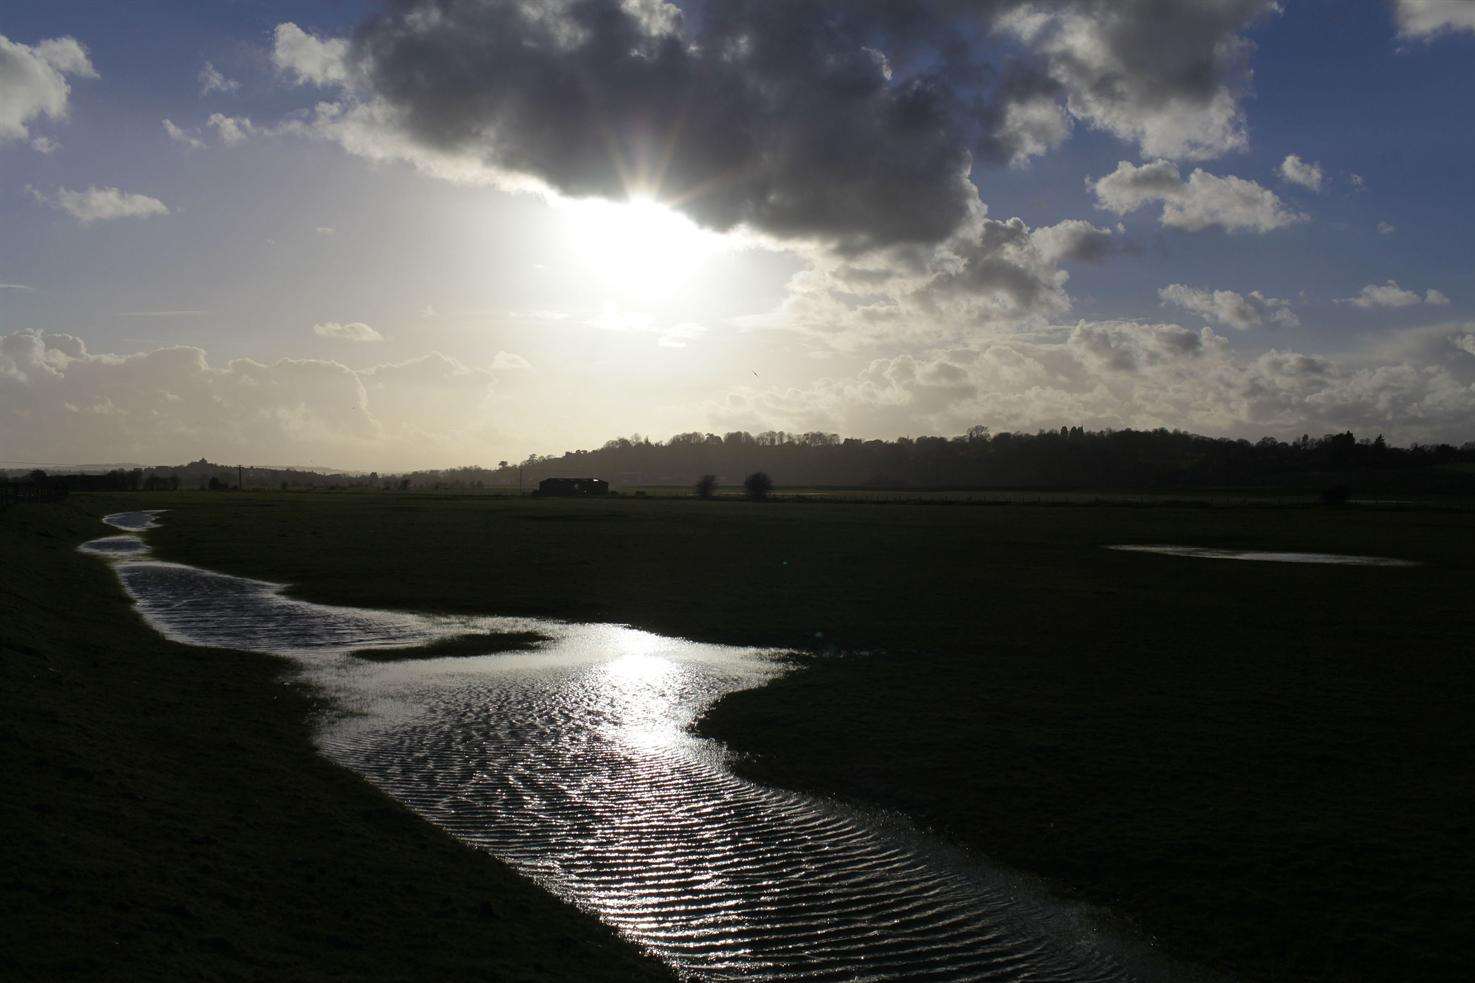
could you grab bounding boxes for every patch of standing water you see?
[77,534,151,556]
[1107,544,1419,567]
[86,511,1209,982]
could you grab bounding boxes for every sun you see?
[562,196,722,300]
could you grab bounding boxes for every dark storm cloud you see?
[340,0,1276,250]
[352,0,989,252]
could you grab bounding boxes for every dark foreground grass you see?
[0,496,670,982]
[350,631,550,661]
[140,491,1475,983]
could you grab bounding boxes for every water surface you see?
[87,512,1201,982]
[1107,544,1418,567]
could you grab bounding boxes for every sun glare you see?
[564,197,722,299]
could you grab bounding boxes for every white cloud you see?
[1350,173,1368,191]
[0,283,35,292]
[1340,280,1449,309]
[1278,154,1324,191]
[997,93,1073,167]
[1030,219,1121,264]
[198,61,240,96]
[313,321,383,342]
[315,226,336,236]
[1393,0,1475,39]
[707,320,1475,447]
[272,23,351,86]
[756,210,1108,350]
[0,34,97,143]
[996,2,1279,161]
[0,331,503,468]
[1090,160,1308,233]
[206,113,256,145]
[29,135,59,154]
[33,185,169,224]
[1377,221,1396,235]
[1159,283,1299,330]
[490,351,532,370]
[162,118,204,149]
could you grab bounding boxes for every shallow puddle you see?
[1107,544,1418,567]
[85,512,1200,982]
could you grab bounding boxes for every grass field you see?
[77,489,1475,982]
[0,496,670,982]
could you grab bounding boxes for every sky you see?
[2,0,1474,470]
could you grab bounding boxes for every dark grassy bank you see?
[350,631,549,661]
[0,496,670,982]
[140,491,1475,982]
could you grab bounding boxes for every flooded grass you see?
[0,496,671,982]
[349,630,551,660]
[136,489,1475,983]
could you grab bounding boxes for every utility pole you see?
[238,464,243,490]
[519,463,524,496]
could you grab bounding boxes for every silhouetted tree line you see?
[461,427,1475,492]
[14,427,1475,496]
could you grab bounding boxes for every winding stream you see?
[87,511,1199,982]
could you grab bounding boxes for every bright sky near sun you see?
[2,0,1474,469]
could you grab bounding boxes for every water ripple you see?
[87,512,1203,982]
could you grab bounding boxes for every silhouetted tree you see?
[744,471,774,501]
[695,474,718,499]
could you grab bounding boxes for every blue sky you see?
[3,1,1474,468]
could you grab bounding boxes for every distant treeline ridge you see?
[414,427,1475,493]
[12,428,1475,494]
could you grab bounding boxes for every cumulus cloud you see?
[162,118,204,149]
[1090,159,1308,233]
[259,1,1280,254]
[1340,280,1449,309]
[1393,0,1475,39]
[198,61,240,96]
[206,113,256,145]
[708,319,1475,446]
[313,321,383,342]
[272,22,351,86]
[0,331,503,468]
[32,186,169,224]
[760,210,1121,349]
[995,0,1280,160]
[1278,154,1324,191]
[30,135,59,154]
[1159,283,1299,330]
[1030,219,1122,264]
[1377,221,1396,235]
[0,33,97,143]
[490,351,532,370]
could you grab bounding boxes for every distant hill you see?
[418,427,1475,496]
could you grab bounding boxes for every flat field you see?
[128,491,1475,982]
